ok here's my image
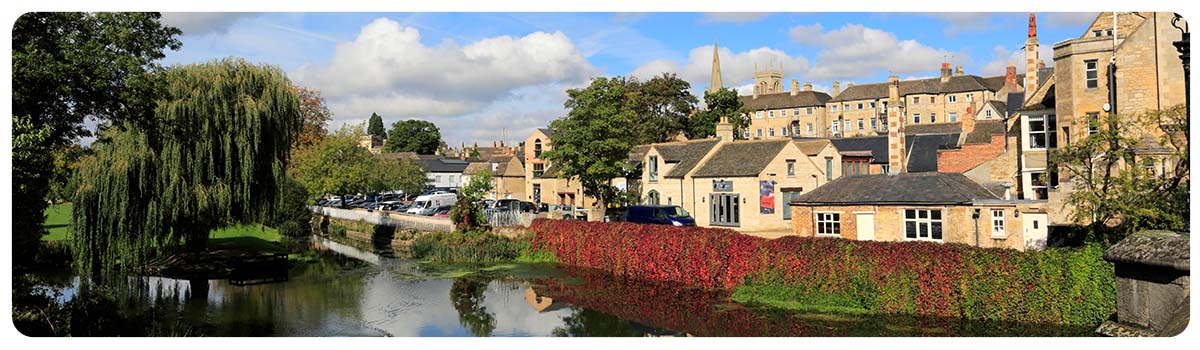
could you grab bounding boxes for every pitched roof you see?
[983,100,1008,116]
[830,136,889,164]
[1005,92,1026,115]
[463,161,492,176]
[791,172,1000,206]
[906,133,961,172]
[628,145,651,166]
[1020,73,1056,111]
[830,75,1000,102]
[795,139,831,156]
[906,122,962,135]
[740,91,832,110]
[421,157,471,173]
[377,152,420,161]
[651,139,721,178]
[690,140,790,178]
[962,121,1008,145]
[981,73,1026,91]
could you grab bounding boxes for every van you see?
[406,193,458,215]
[625,205,695,226]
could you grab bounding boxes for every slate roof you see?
[740,91,832,110]
[628,145,651,166]
[420,157,471,173]
[795,139,831,156]
[906,133,961,172]
[1020,82,1056,111]
[377,152,420,161]
[690,139,789,178]
[463,162,492,176]
[536,128,553,137]
[962,120,1008,145]
[906,123,962,135]
[654,139,720,178]
[981,73,1026,91]
[983,100,1009,117]
[1005,92,1026,115]
[830,75,1000,103]
[830,136,889,164]
[791,172,1000,206]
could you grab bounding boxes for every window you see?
[769,128,776,137]
[843,120,851,132]
[913,96,920,104]
[842,158,869,176]
[904,209,943,241]
[870,102,877,109]
[825,158,833,181]
[648,155,658,182]
[756,128,763,138]
[1063,127,1071,146]
[756,111,764,119]
[1031,172,1050,199]
[1093,30,1102,37]
[831,105,838,112]
[646,190,660,205]
[782,191,800,220]
[786,160,796,176]
[710,193,740,227]
[949,112,957,122]
[857,119,864,130]
[1106,29,1113,36]
[831,121,839,134]
[816,212,841,236]
[742,129,750,139]
[793,108,800,116]
[991,209,1006,238]
[533,163,545,178]
[1086,112,1100,135]
[930,96,936,103]
[1029,114,1058,149]
[534,139,543,158]
[857,103,864,110]
[1085,60,1099,89]
[930,113,937,123]
[948,95,957,103]
[806,123,814,135]
[966,94,973,102]
[782,127,789,137]
[769,110,775,118]
[870,118,878,130]
[985,110,992,118]
[913,113,921,124]
[844,104,850,111]
[806,107,813,115]
[880,164,890,174]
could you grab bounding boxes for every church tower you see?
[708,40,723,93]
[753,61,783,96]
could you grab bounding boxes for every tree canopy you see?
[627,73,697,145]
[12,115,53,269]
[450,170,494,231]
[71,58,301,276]
[291,125,427,199]
[688,87,748,139]
[367,112,387,139]
[292,85,332,151]
[385,119,443,155]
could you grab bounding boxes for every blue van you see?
[625,205,696,226]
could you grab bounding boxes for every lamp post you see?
[1172,13,1190,118]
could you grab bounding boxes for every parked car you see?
[537,203,549,213]
[492,199,521,210]
[560,205,588,220]
[376,201,403,211]
[604,207,628,222]
[406,193,457,215]
[387,203,411,211]
[431,206,452,218]
[625,205,695,226]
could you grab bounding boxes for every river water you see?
[31,236,1096,337]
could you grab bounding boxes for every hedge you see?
[529,218,1115,325]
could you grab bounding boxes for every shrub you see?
[528,218,1115,325]
[410,230,529,263]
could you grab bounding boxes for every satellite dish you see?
[1102,103,1111,112]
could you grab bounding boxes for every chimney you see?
[846,83,855,89]
[962,101,977,135]
[790,80,799,96]
[803,82,813,91]
[940,62,952,82]
[715,115,735,142]
[886,75,906,174]
[1004,62,1019,91]
[1024,13,1040,99]
[955,65,964,76]
[832,81,841,97]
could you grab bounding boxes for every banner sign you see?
[760,180,775,214]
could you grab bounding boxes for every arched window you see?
[533,139,543,158]
[646,190,660,205]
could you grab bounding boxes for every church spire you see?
[708,40,723,93]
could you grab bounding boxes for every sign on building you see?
[760,180,775,214]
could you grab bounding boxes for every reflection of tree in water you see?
[551,307,644,337]
[449,276,497,337]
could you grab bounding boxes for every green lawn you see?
[42,203,72,241]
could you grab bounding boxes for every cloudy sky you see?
[158,12,1099,147]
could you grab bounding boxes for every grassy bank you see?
[42,203,72,241]
[410,230,556,264]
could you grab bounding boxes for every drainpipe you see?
[972,208,981,247]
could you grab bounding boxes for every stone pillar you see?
[1096,230,1190,337]
[886,75,906,173]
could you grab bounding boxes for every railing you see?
[484,208,536,228]
[311,206,454,232]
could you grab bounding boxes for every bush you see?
[410,231,531,263]
[528,218,1115,325]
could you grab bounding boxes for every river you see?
[28,236,1096,337]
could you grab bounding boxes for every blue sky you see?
[158,12,1100,147]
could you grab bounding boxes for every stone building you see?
[358,134,385,154]
[463,155,526,200]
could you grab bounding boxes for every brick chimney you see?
[791,80,799,96]
[832,81,841,97]
[886,75,906,174]
[715,115,735,141]
[803,82,813,91]
[955,65,964,76]
[962,100,977,135]
[1024,13,1040,99]
[1004,62,1019,91]
[940,62,952,82]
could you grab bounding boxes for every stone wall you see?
[791,203,1033,250]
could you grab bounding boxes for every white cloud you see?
[927,13,1001,36]
[161,13,258,36]
[789,23,966,82]
[979,43,1054,77]
[291,17,596,146]
[700,13,770,24]
[1042,12,1100,28]
[629,45,810,92]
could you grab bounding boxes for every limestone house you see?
[789,172,1050,251]
[463,155,526,200]
[640,139,720,211]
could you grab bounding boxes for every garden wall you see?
[529,219,1116,325]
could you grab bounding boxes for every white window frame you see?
[831,105,838,112]
[991,209,1006,238]
[786,159,796,177]
[807,123,814,135]
[870,118,877,130]
[648,155,658,182]
[985,110,992,118]
[903,209,943,241]
[931,113,937,123]
[806,107,813,115]
[949,111,957,122]
[857,119,864,130]
[1085,60,1099,89]
[756,128,763,138]
[816,212,841,236]
[966,94,973,102]
[1028,114,1057,150]
[913,113,921,124]
[857,103,864,110]
[948,95,957,103]
[793,108,800,116]
[756,111,764,119]
[769,128,776,137]
[769,110,775,118]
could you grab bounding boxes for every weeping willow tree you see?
[71,58,301,277]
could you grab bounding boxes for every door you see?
[1023,213,1048,250]
[855,212,875,241]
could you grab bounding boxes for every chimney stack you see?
[791,80,799,96]
[715,115,735,142]
[886,75,906,174]
[803,82,813,91]
[955,65,964,76]
[1004,62,1019,91]
[962,101,977,135]
[847,83,855,89]
[940,62,952,82]
[832,81,841,97]
[1024,13,1040,99]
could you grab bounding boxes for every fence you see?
[484,208,536,228]
[311,206,454,232]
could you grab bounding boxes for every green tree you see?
[47,144,91,203]
[688,87,749,139]
[1052,104,1189,243]
[384,119,442,155]
[291,125,427,201]
[292,85,332,151]
[12,115,54,270]
[450,170,494,231]
[541,77,639,219]
[628,73,697,144]
[71,59,302,277]
[367,112,387,139]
